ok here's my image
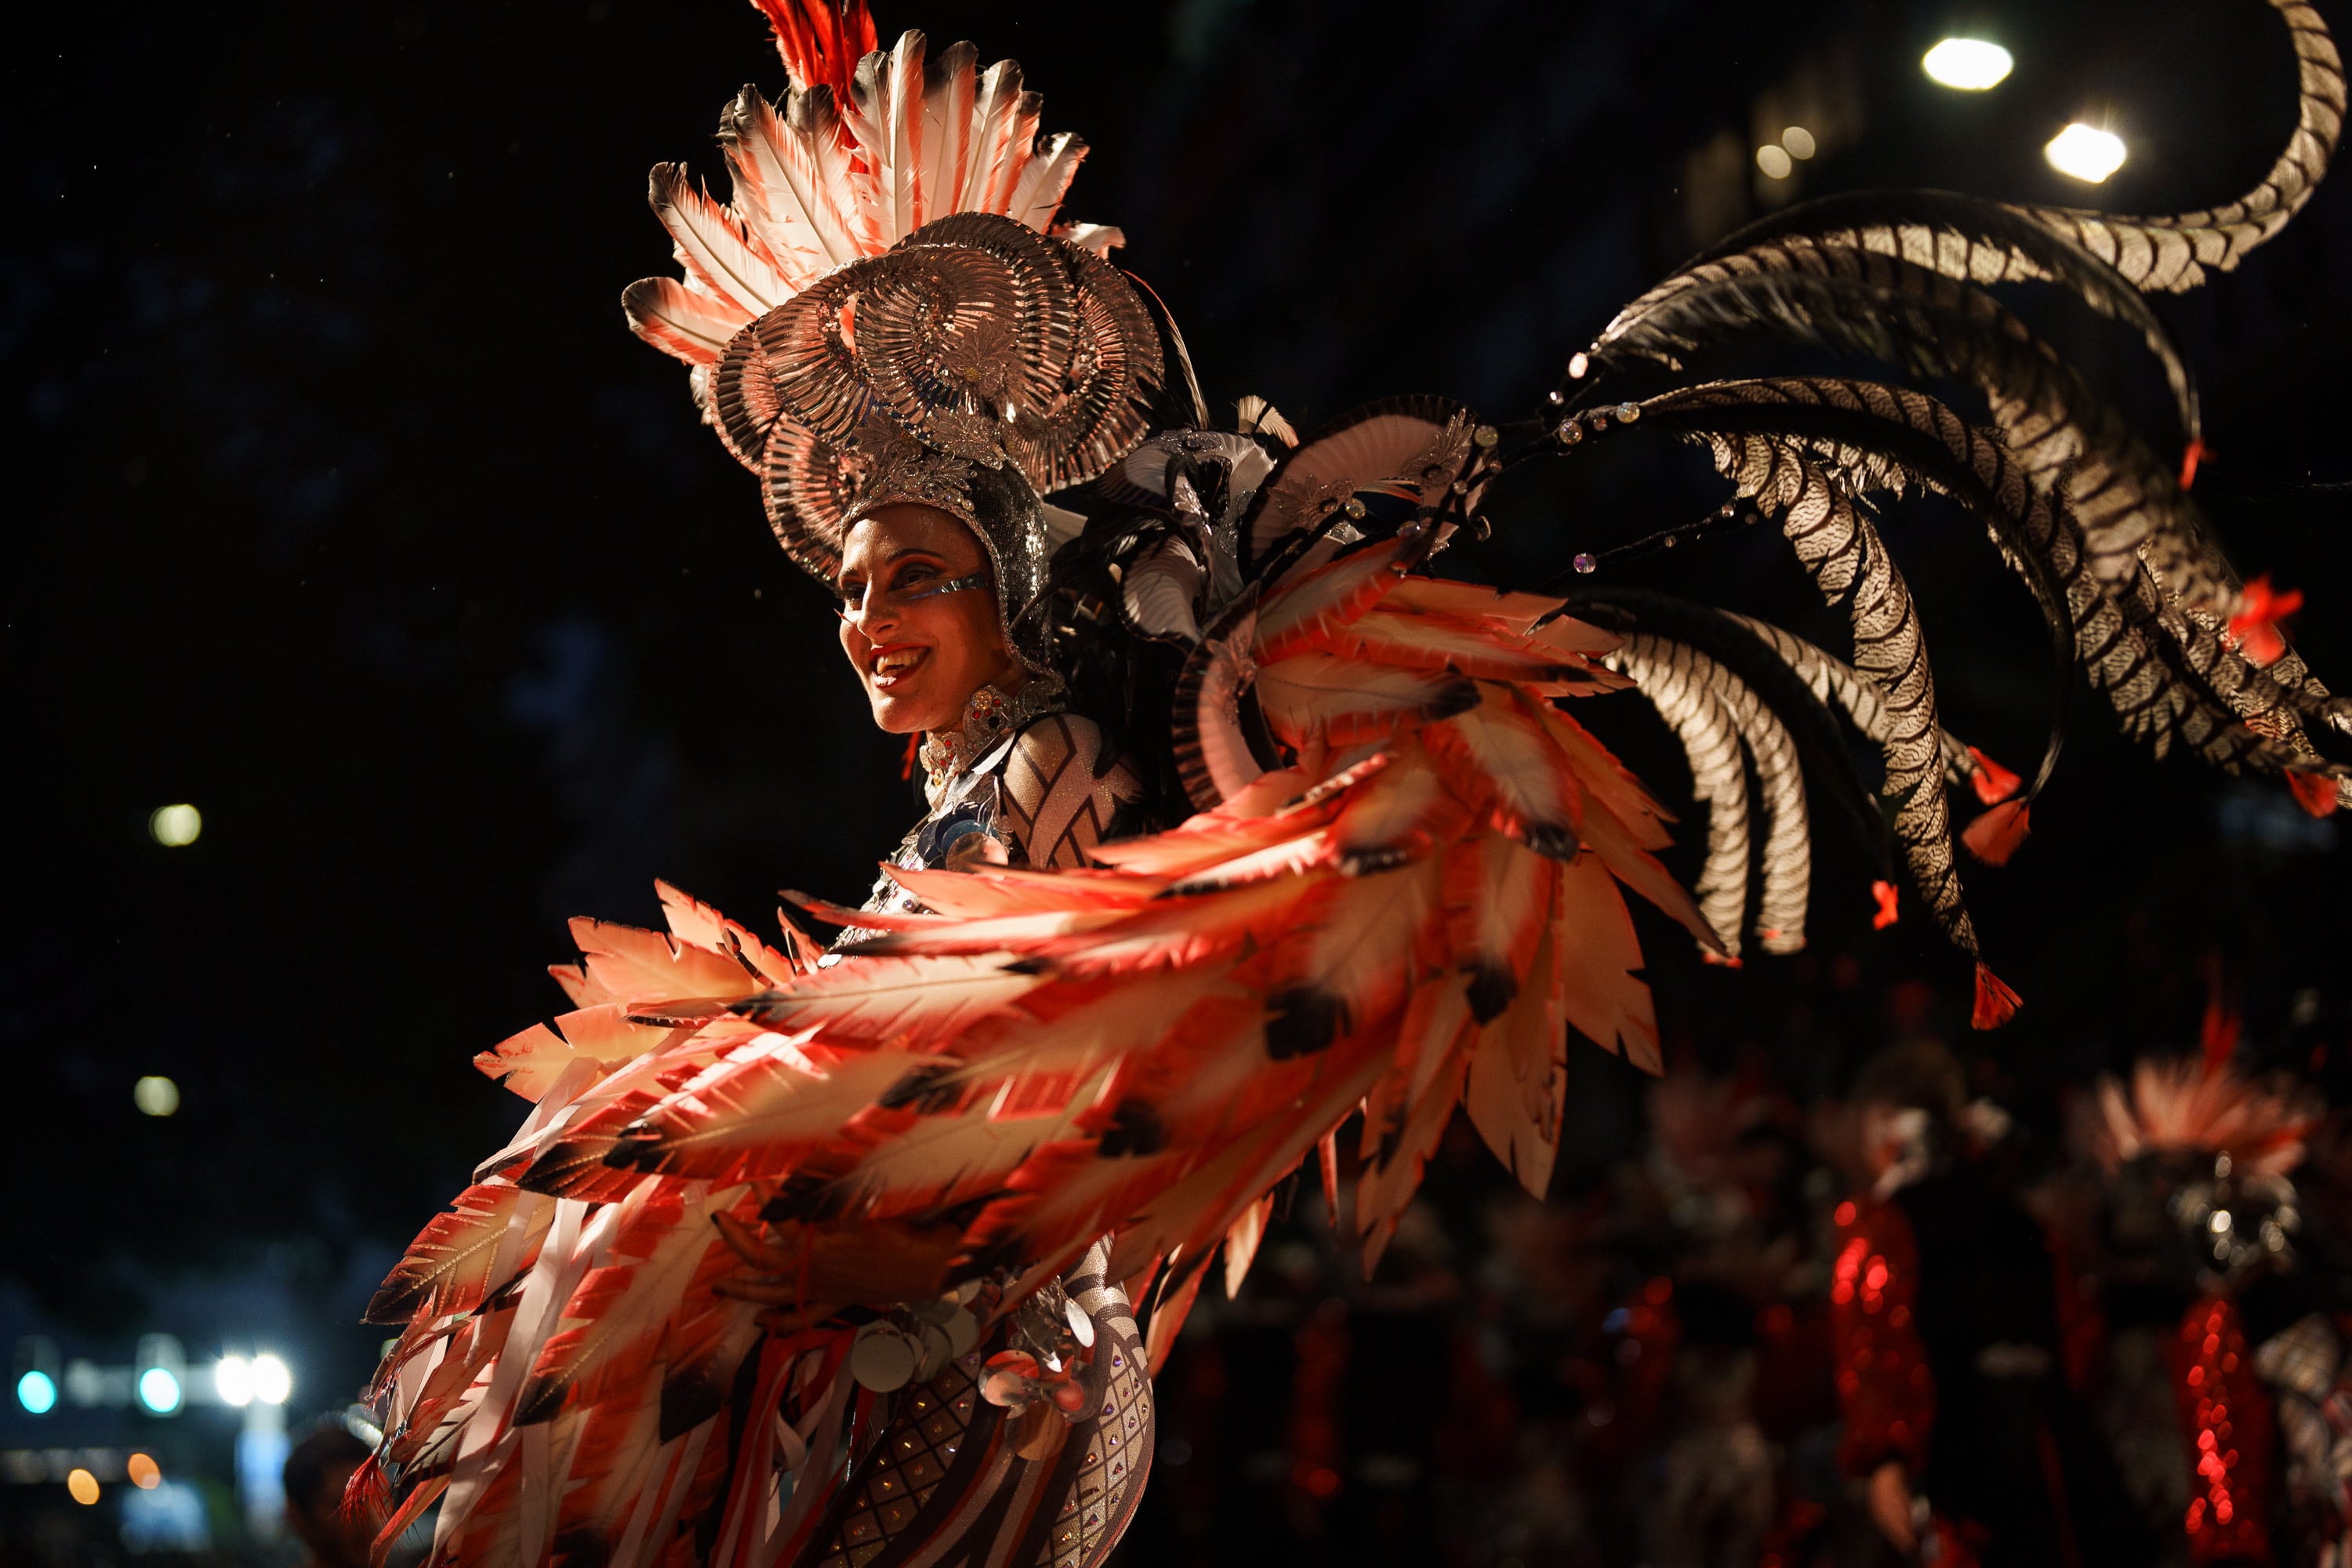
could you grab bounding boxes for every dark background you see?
[5,0,2351,1562]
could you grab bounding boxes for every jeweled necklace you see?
[918,676,1065,804]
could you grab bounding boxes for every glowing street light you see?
[134,1076,180,1116]
[150,804,202,847]
[215,1355,254,1407]
[251,1354,292,1406]
[1922,38,2013,90]
[2046,122,2128,183]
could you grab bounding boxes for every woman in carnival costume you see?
[358,2,2352,1563]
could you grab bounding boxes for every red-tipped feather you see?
[365,1471,445,1568]
[341,1452,390,1531]
[1252,539,1415,664]
[1972,964,2023,1029]
[2179,437,2212,490]
[1962,800,2033,865]
[1870,880,1900,929]
[2288,768,2342,818]
[1965,746,2022,805]
[365,1183,553,1325]
[747,0,876,98]
[2226,574,2303,667]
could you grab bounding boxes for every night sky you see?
[8,0,2352,1473]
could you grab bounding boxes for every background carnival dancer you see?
[1822,1041,2146,1568]
[2081,993,2336,1568]
[355,1,2352,1564]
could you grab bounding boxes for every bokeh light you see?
[67,1468,100,1505]
[133,1075,180,1116]
[16,1370,56,1415]
[128,1453,162,1490]
[2046,122,2128,182]
[149,804,203,847]
[1782,125,1817,159]
[251,1353,292,1406]
[1922,38,2014,89]
[1756,144,1795,179]
[214,1355,253,1407]
[137,1367,183,1414]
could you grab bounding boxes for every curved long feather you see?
[1712,611,1989,797]
[1690,431,1983,960]
[2021,1,2343,292]
[1621,631,1811,956]
[918,40,979,223]
[1627,379,2349,798]
[619,276,750,368]
[1609,634,1755,956]
[1584,250,2240,616]
[1559,589,1898,876]
[1607,187,2204,442]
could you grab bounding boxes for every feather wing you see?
[372,557,1697,1563]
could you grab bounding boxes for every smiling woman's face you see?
[837,504,1020,735]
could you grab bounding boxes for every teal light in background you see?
[16,1370,56,1415]
[136,1367,182,1414]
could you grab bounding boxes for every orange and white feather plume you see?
[622,0,1112,423]
[2086,1004,2314,1181]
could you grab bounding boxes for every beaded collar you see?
[917,676,1065,806]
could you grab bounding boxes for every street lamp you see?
[215,1355,254,1407]
[251,1354,292,1406]
[1922,38,2013,90]
[2046,122,2128,183]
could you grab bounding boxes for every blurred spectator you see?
[285,1421,376,1568]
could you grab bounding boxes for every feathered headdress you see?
[622,0,1162,593]
[2088,999,2314,1179]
